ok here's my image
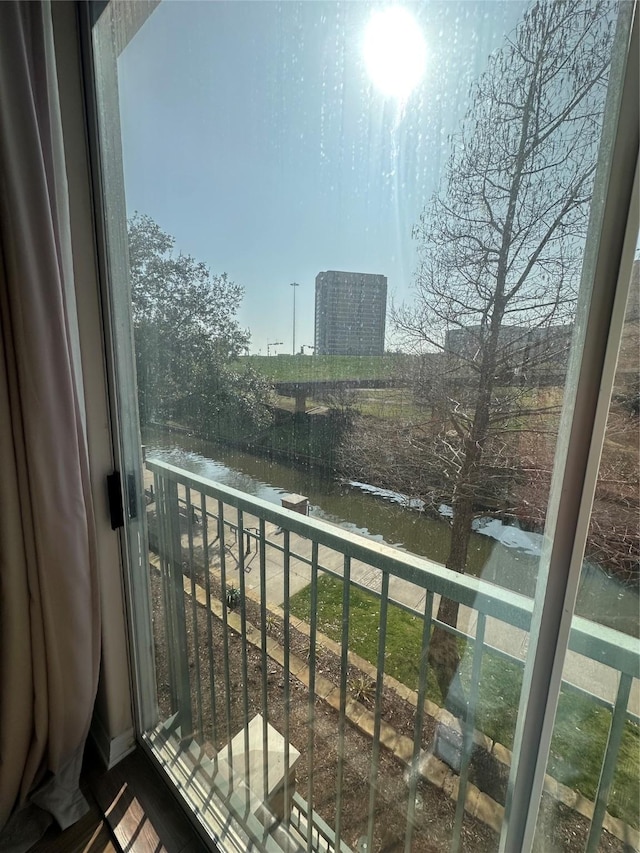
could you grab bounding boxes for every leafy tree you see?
[129,214,273,439]
[394,0,616,712]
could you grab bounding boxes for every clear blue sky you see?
[117,1,526,354]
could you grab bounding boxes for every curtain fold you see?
[0,2,101,850]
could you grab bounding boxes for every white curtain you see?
[0,2,101,849]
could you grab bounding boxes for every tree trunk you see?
[428,487,477,715]
[428,332,499,715]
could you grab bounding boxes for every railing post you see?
[145,458,639,853]
[165,478,193,740]
[584,673,633,853]
[156,474,178,714]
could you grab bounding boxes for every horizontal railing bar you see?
[556,676,629,716]
[148,459,532,624]
[153,495,521,662]
[150,461,639,852]
[568,612,640,675]
[457,641,634,718]
[158,546,638,733]
[148,458,640,679]
[157,500,515,653]
[218,523,638,703]
[156,499,640,691]
[167,549,638,737]
[162,502,638,708]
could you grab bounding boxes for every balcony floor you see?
[28,744,211,853]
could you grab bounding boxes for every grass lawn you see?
[352,388,428,420]
[236,354,405,382]
[275,387,429,419]
[289,574,639,828]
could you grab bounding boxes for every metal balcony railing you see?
[145,458,639,853]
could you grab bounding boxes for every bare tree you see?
[395,0,616,713]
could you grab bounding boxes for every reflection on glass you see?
[92,0,635,850]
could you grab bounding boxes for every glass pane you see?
[533,257,639,852]
[91,2,635,852]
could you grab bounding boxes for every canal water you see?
[144,428,638,637]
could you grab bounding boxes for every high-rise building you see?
[314,270,387,356]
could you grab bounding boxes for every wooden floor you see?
[29,745,211,853]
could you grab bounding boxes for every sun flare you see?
[363,6,427,100]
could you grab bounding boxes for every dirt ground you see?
[149,565,630,853]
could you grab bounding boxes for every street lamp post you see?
[290,282,300,355]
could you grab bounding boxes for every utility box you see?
[281,493,309,516]
[433,719,463,773]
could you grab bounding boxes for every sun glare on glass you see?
[363,6,427,100]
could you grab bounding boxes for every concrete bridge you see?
[272,368,573,414]
[272,377,398,413]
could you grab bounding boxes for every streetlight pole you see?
[290,282,300,355]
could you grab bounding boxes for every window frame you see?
[76,1,640,849]
[503,7,639,847]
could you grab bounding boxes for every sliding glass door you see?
[87,1,638,851]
